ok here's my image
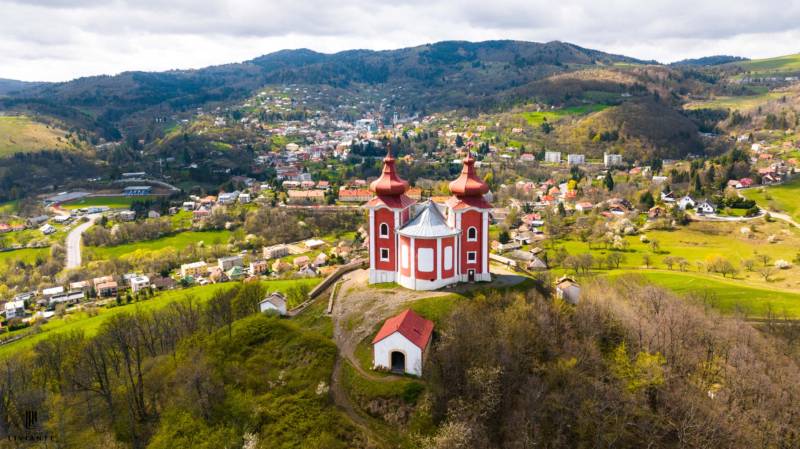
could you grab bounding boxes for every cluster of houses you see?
[179,238,351,285]
[2,273,175,323]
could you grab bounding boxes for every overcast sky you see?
[2,0,799,82]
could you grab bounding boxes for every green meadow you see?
[612,271,800,317]
[551,220,800,291]
[521,104,609,126]
[733,53,800,75]
[85,229,233,260]
[742,179,800,222]
[0,247,49,268]
[0,278,320,359]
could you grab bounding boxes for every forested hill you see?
[0,40,650,138]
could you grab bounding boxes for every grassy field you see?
[552,219,800,291]
[61,195,156,210]
[683,91,783,111]
[0,278,320,359]
[732,53,800,75]
[611,271,800,317]
[85,229,233,260]
[0,116,77,156]
[0,247,49,268]
[742,180,800,222]
[521,104,609,126]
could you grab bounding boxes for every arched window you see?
[467,226,478,242]
[379,223,389,238]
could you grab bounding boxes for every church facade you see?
[366,148,491,290]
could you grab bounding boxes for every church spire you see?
[369,143,409,196]
[448,151,489,197]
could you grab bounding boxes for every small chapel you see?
[366,146,492,290]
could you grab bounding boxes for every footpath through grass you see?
[0,278,320,359]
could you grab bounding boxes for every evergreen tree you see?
[604,171,615,191]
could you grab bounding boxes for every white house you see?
[555,277,581,305]
[41,286,65,298]
[372,309,434,377]
[40,224,56,235]
[259,292,287,316]
[696,200,716,215]
[129,275,151,294]
[677,195,696,210]
[4,300,25,319]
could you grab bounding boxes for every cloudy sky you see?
[2,0,799,82]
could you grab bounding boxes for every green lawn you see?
[0,247,49,268]
[611,271,800,317]
[0,278,320,359]
[520,104,609,126]
[62,196,156,210]
[742,180,800,222]
[85,230,233,260]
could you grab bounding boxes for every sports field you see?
[61,195,155,210]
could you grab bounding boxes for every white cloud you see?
[0,0,799,81]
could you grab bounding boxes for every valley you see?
[0,39,800,448]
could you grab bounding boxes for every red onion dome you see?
[449,153,489,197]
[369,144,408,196]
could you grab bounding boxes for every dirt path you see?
[326,268,528,444]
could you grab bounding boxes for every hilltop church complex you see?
[366,147,492,290]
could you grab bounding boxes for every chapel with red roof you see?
[366,146,492,290]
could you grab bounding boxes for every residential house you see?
[218,255,244,271]
[40,224,56,235]
[696,200,716,215]
[604,153,624,167]
[677,195,696,210]
[567,154,585,165]
[180,261,208,278]
[4,300,25,319]
[339,188,372,203]
[129,275,151,294]
[97,281,118,298]
[263,244,289,260]
[544,151,561,164]
[118,210,136,221]
[41,286,64,298]
[287,189,325,203]
[249,260,269,275]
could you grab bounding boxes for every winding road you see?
[65,214,100,269]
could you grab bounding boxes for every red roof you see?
[372,309,434,349]
[370,145,409,196]
[365,194,416,210]
[449,154,489,197]
[445,195,492,210]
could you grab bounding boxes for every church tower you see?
[366,145,416,284]
[446,153,492,283]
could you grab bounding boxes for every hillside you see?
[0,40,650,138]
[0,115,86,156]
[554,98,704,160]
[0,78,42,96]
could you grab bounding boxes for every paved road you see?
[65,214,100,269]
